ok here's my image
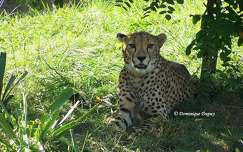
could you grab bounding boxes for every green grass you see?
[0,0,243,151]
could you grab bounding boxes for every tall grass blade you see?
[22,93,29,148]
[59,136,72,146]
[42,58,72,87]
[40,111,59,139]
[0,52,6,99]
[53,103,100,137]
[70,129,78,152]
[58,99,81,126]
[81,131,89,152]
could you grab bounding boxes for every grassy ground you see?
[0,0,243,151]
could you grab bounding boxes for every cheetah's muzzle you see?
[134,64,147,69]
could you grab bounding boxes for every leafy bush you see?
[0,52,92,151]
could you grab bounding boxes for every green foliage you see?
[115,0,184,19]
[0,52,91,151]
[0,52,24,150]
[186,0,243,65]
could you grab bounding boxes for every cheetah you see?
[107,31,196,131]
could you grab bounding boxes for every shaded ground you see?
[0,0,29,13]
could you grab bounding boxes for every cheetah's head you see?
[117,32,166,75]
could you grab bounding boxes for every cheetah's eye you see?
[127,44,136,49]
[147,44,154,49]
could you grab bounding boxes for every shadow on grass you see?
[85,91,242,152]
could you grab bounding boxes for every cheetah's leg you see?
[107,92,142,131]
[150,103,170,121]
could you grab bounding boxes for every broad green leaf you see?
[0,52,6,99]
[143,6,151,11]
[142,14,150,18]
[2,74,16,102]
[192,15,201,24]
[160,4,166,8]
[40,111,59,140]
[166,0,175,5]
[176,0,184,4]
[168,6,175,11]
[167,10,173,14]
[50,87,73,113]
[4,71,28,101]
[159,11,167,14]
[40,88,73,139]
[165,14,171,20]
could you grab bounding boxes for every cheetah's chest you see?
[134,71,170,115]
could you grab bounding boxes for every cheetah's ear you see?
[117,33,128,42]
[157,33,167,48]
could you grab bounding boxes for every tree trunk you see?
[200,0,221,81]
[200,55,218,80]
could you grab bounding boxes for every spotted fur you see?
[107,32,196,131]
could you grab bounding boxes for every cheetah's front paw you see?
[105,116,127,132]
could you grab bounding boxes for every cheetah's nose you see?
[137,56,146,62]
